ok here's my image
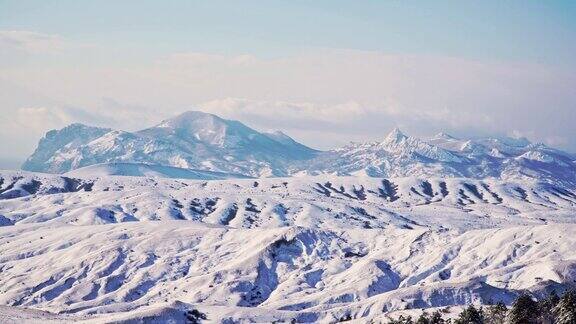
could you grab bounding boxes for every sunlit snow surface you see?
[1,170,576,322]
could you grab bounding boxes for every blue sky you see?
[0,1,575,167]
[2,0,575,63]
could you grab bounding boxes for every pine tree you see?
[388,315,414,324]
[554,290,576,324]
[430,310,445,324]
[185,309,207,324]
[485,301,507,324]
[416,311,431,324]
[508,294,539,324]
[539,291,560,324]
[454,305,484,324]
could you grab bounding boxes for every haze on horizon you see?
[1,0,575,169]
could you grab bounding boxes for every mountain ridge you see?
[21,111,576,186]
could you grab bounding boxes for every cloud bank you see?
[1,31,575,163]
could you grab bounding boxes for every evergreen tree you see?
[539,291,560,324]
[388,315,414,324]
[508,294,539,324]
[554,290,576,324]
[430,310,446,324]
[485,302,507,324]
[454,305,484,324]
[185,309,207,324]
[416,311,430,324]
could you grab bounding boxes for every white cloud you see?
[0,106,72,159]
[1,44,575,155]
[0,31,69,53]
[13,107,72,129]
[198,98,367,123]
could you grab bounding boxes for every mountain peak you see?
[157,110,224,129]
[47,123,110,135]
[269,130,288,137]
[383,127,407,144]
[264,130,292,143]
[434,132,457,140]
[22,123,112,173]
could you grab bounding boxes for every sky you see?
[0,0,575,168]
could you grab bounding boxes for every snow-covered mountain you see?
[307,128,576,186]
[22,111,576,187]
[1,170,575,322]
[22,123,112,173]
[22,111,318,177]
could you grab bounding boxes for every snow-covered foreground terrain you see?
[2,170,576,230]
[1,170,576,322]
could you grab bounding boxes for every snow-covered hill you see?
[2,170,576,229]
[21,111,576,186]
[0,170,575,322]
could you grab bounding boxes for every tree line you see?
[387,290,576,324]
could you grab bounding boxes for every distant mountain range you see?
[22,111,576,186]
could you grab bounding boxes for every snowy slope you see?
[65,162,251,180]
[0,170,576,322]
[2,222,575,323]
[2,170,576,229]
